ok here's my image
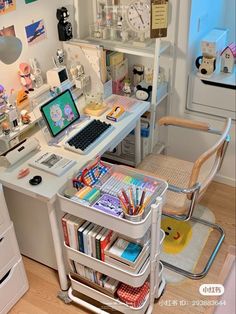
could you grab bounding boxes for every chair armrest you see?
[159,116,210,131]
[168,183,201,195]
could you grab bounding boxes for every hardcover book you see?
[105,237,142,266]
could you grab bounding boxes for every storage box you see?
[122,134,149,159]
[0,258,29,314]
[110,59,128,81]
[0,223,21,279]
[117,281,150,308]
[112,77,126,95]
[103,79,113,99]
[201,28,228,57]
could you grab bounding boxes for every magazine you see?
[28,151,76,176]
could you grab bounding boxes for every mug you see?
[195,56,216,76]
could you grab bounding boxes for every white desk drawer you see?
[0,258,29,314]
[0,223,21,279]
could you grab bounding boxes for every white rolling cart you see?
[58,164,168,313]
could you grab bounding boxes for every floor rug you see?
[160,204,215,284]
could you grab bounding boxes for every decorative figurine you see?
[195,56,216,77]
[122,79,132,97]
[221,43,236,73]
[106,13,112,27]
[56,49,65,65]
[133,65,145,86]
[6,103,19,129]
[144,67,154,85]
[56,6,73,41]
[29,58,43,88]
[121,30,129,42]
[0,84,8,112]
[117,16,123,29]
[20,109,31,124]
[18,63,34,92]
[1,121,11,136]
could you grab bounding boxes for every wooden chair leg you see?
[161,217,225,280]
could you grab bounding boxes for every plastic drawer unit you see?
[0,258,29,314]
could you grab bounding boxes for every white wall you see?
[0,0,73,93]
[168,0,235,186]
[222,0,236,43]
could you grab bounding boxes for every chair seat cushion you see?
[139,154,194,215]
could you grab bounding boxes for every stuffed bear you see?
[135,81,153,101]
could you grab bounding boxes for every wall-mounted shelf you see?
[72,38,171,58]
[198,65,236,90]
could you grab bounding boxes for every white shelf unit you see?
[58,165,168,314]
[72,0,179,162]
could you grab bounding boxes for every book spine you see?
[68,221,77,250]
[83,230,88,255]
[78,229,84,253]
[100,230,113,262]
[87,230,92,257]
[61,217,69,246]
[96,237,101,260]
[74,223,79,251]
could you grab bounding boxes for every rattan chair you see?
[139,116,231,279]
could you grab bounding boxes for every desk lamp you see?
[0,36,22,65]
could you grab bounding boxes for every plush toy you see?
[18,63,34,92]
[135,81,152,101]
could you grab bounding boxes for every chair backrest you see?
[159,116,232,200]
[188,118,231,200]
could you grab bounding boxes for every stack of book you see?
[104,237,150,274]
[61,214,85,250]
[62,215,116,261]
[71,262,120,297]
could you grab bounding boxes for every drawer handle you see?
[0,237,4,243]
[0,269,11,285]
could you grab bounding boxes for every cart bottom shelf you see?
[69,275,151,314]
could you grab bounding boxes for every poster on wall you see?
[0,0,16,15]
[25,0,38,3]
[25,19,46,46]
[0,25,16,37]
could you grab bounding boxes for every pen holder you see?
[124,212,143,222]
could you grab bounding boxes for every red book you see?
[61,214,70,246]
[100,230,114,262]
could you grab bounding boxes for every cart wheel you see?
[154,287,165,303]
[57,290,72,304]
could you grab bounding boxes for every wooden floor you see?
[9,181,235,314]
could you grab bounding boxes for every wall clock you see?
[126,0,150,34]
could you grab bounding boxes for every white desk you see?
[0,97,150,291]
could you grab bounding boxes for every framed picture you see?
[25,19,46,46]
[0,25,16,37]
[0,0,16,15]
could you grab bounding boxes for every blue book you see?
[107,238,142,265]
